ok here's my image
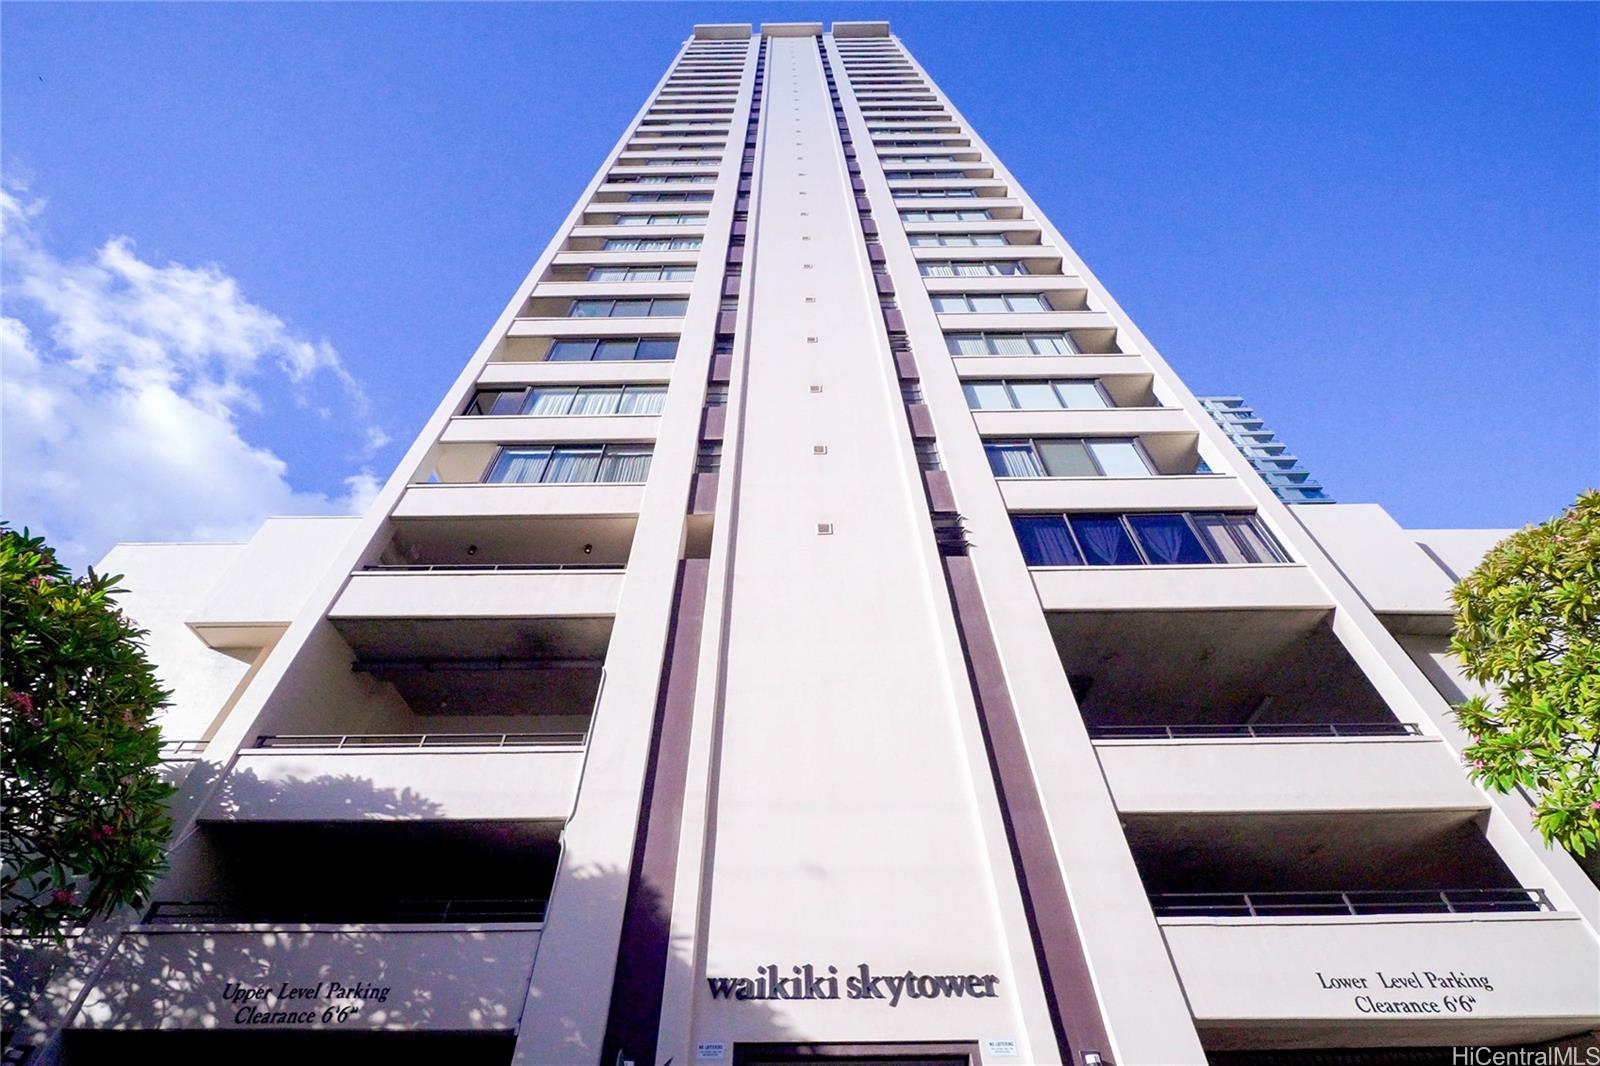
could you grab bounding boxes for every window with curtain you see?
[1126,515,1211,565]
[544,446,603,483]
[1011,516,1083,566]
[1010,512,1287,567]
[599,446,654,482]
[619,386,667,414]
[984,442,1044,478]
[525,387,576,415]
[1069,515,1143,565]
[989,334,1035,355]
[569,388,622,416]
[487,448,552,484]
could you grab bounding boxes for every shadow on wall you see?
[204,763,450,820]
[587,859,798,1066]
[5,780,795,1065]
[4,765,457,1058]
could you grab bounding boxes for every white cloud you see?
[1,185,389,568]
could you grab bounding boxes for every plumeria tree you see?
[1450,490,1600,859]
[1,526,175,937]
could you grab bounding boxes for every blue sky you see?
[3,2,1596,565]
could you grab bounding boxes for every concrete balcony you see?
[69,923,541,1041]
[953,354,1150,379]
[902,218,1040,239]
[936,308,1118,333]
[475,362,672,387]
[911,244,1063,268]
[922,274,1084,294]
[549,249,700,269]
[1095,733,1489,816]
[393,482,646,519]
[1000,473,1255,513]
[506,315,686,340]
[528,279,693,300]
[1032,562,1328,612]
[329,567,623,623]
[441,413,661,446]
[567,223,706,243]
[972,406,1195,438]
[1161,910,1600,1049]
[200,739,585,823]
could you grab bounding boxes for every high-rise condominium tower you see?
[10,20,1598,1066]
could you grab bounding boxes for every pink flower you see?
[1590,800,1600,811]
[51,888,75,905]
[5,691,32,715]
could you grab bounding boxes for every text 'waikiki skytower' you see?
[14,19,1599,1066]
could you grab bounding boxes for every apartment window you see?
[919,260,1025,277]
[587,265,695,282]
[1011,512,1286,567]
[705,384,729,406]
[893,188,979,199]
[884,170,965,180]
[906,228,1003,242]
[612,213,707,226]
[908,214,992,225]
[466,385,666,417]
[984,438,1151,478]
[624,191,714,203]
[608,174,715,185]
[962,379,1111,411]
[946,331,1079,356]
[932,293,1050,314]
[569,297,688,318]
[914,440,942,470]
[602,237,702,251]
[696,442,723,473]
[547,337,678,362]
[485,444,654,485]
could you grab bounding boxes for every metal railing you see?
[1149,888,1553,918]
[159,739,210,759]
[1089,721,1423,740]
[144,898,548,925]
[361,562,622,573]
[253,732,587,750]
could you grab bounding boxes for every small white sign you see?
[696,1042,727,1061]
[983,1038,1019,1058]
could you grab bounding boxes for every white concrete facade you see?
[9,20,1598,1066]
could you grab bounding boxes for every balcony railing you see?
[143,898,548,925]
[1150,888,1553,918]
[1090,722,1423,740]
[159,739,210,759]
[253,732,587,749]
[361,562,623,573]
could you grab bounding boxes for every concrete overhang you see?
[693,23,752,40]
[832,21,891,38]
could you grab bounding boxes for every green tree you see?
[1450,490,1600,858]
[1,526,175,937]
